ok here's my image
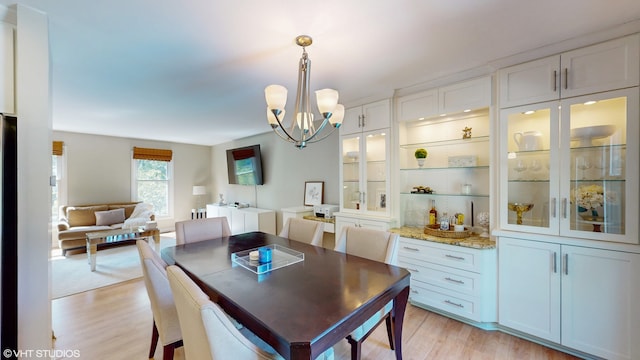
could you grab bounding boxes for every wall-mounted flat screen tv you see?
[226,144,264,185]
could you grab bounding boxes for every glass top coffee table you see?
[85,227,160,271]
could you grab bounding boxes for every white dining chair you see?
[278,218,324,247]
[174,216,231,245]
[333,226,400,360]
[166,265,336,360]
[136,240,182,360]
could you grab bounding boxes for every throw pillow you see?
[108,204,137,219]
[95,208,126,226]
[66,205,109,227]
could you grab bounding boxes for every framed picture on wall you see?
[304,181,324,206]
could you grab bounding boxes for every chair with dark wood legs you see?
[136,240,183,360]
[334,226,400,360]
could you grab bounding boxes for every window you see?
[52,141,67,225]
[133,159,172,217]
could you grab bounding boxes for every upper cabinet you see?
[0,21,14,114]
[339,99,391,217]
[341,99,391,135]
[499,33,640,108]
[498,34,640,244]
[397,76,492,122]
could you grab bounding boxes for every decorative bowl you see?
[508,202,534,225]
[508,202,534,213]
[570,125,616,146]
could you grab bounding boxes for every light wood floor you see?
[51,278,580,360]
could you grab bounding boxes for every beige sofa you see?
[57,202,154,254]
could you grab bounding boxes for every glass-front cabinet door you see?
[559,88,638,242]
[501,102,559,235]
[500,87,638,243]
[340,129,389,215]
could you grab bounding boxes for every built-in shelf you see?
[400,135,489,149]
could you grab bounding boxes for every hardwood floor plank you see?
[51,278,580,360]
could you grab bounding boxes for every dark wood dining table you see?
[161,231,411,360]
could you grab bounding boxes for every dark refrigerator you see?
[0,114,17,353]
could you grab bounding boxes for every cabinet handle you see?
[361,191,366,205]
[445,277,465,285]
[553,70,557,92]
[407,268,419,273]
[411,289,419,294]
[564,68,568,90]
[551,198,557,218]
[444,300,464,308]
[552,252,557,273]
[361,114,366,128]
[562,198,568,218]
[402,246,420,252]
[445,254,466,261]
[563,254,569,275]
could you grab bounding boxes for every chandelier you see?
[265,35,344,149]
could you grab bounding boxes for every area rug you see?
[51,234,176,299]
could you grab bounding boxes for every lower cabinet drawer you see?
[409,279,481,322]
[399,256,481,297]
[399,237,481,272]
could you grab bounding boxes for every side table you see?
[85,228,160,271]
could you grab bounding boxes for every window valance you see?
[52,141,64,156]
[132,146,173,162]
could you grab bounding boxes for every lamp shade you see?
[267,108,285,126]
[192,186,207,196]
[315,88,339,114]
[330,104,345,126]
[265,85,288,110]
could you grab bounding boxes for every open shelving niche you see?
[398,109,491,228]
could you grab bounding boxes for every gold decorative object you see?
[462,126,472,139]
[508,202,534,225]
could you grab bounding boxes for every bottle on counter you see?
[439,211,450,230]
[429,200,438,225]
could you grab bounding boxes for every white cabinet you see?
[498,237,640,360]
[339,98,391,217]
[334,213,394,239]
[281,206,313,227]
[0,21,15,114]
[499,76,638,243]
[499,34,639,108]
[206,204,276,235]
[396,76,492,122]
[340,99,390,135]
[398,237,496,326]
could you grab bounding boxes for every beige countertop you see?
[390,226,496,249]
[302,215,335,224]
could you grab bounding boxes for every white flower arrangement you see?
[571,184,616,210]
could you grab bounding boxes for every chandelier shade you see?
[265,35,344,149]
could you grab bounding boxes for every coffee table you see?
[86,227,160,271]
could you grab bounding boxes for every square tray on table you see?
[231,244,304,275]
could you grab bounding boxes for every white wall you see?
[13,4,52,353]
[211,130,340,233]
[53,131,212,231]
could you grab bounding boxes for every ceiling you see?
[2,0,640,146]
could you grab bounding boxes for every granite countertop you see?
[302,215,335,224]
[390,226,496,249]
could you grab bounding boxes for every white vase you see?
[416,158,425,167]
